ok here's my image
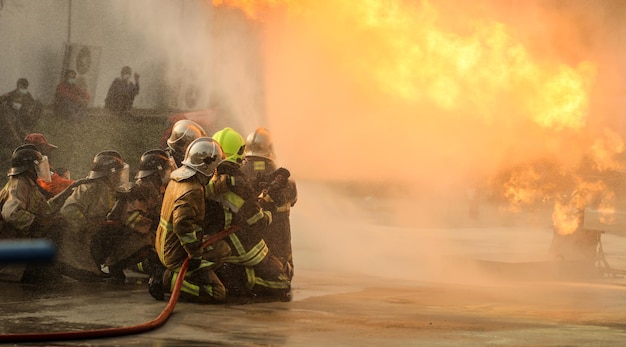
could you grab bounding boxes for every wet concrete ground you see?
[3,264,626,346]
[3,183,626,346]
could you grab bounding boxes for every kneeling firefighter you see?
[207,127,291,300]
[0,145,60,283]
[57,150,129,280]
[151,137,231,303]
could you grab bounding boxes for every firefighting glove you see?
[209,174,234,195]
[188,257,202,272]
[238,200,270,227]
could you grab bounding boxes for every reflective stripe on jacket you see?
[156,175,204,269]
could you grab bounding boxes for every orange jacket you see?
[38,173,75,197]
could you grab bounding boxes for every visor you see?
[35,156,52,183]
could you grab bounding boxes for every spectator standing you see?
[0,78,42,146]
[105,66,139,116]
[54,70,90,120]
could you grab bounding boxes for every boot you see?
[148,264,166,301]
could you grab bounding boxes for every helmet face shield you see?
[118,162,130,186]
[168,155,178,170]
[88,150,125,180]
[160,158,176,187]
[35,156,51,183]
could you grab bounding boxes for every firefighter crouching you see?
[241,127,297,281]
[92,149,177,282]
[150,137,231,303]
[208,127,291,300]
[57,150,130,281]
[0,145,63,284]
[128,149,177,277]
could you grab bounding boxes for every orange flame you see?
[552,180,615,235]
[214,0,594,132]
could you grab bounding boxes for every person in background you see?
[23,133,75,198]
[57,150,129,281]
[105,66,140,116]
[150,137,230,303]
[54,69,89,120]
[0,78,42,146]
[240,127,298,281]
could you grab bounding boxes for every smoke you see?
[120,1,626,284]
[207,0,626,283]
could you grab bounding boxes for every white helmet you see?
[171,137,224,181]
[244,127,275,160]
[166,119,208,156]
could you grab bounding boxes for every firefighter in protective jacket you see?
[58,150,129,280]
[0,145,58,283]
[152,137,230,303]
[240,127,298,280]
[208,127,291,300]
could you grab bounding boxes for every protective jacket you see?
[240,156,297,278]
[58,178,115,276]
[0,174,54,282]
[93,182,155,270]
[0,175,51,239]
[206,171,290,296]
[156,175,205,269]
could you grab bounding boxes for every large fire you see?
[211,0,625,232]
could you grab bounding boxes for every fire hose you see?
[0,225,240,343]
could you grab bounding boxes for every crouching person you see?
[208,127,291,301]
[150,137,230,303]
[0,145,60,284]
[57,150,129,281]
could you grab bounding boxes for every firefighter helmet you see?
[212,127,245,163]
[172,137,224,180]
[136,149,175,180]
[166,119,208,157]
[88,150,126,179]
[8,145,42,176]
[244,127,275,160]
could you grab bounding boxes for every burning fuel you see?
[211,1,626,234]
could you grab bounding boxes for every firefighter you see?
[57,150,129,281]
[207,127,291,300]
[23,133,75,198]
[165,119,208,167]
[240,127,298,281]
[103,149,176,277]
[0,145,60,283]
[150,137,230,303]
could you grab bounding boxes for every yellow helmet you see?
[212,127,245,163]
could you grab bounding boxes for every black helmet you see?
[8,145,42,176]
[88,150,125,179]
[136,149,172,179]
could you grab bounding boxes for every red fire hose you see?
[0,225,240,343]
